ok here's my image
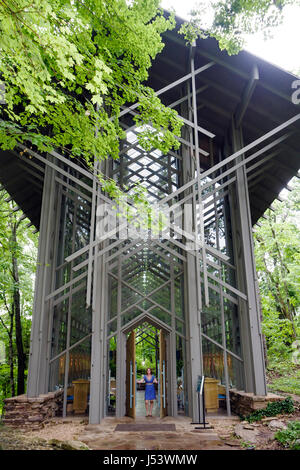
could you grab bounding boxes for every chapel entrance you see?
[125,321,168,419]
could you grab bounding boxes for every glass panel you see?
[70,287,92,346]
[75,200,91,252]
[63,196,75,260]
[176,335,186,415]
[148,307,171,326]
[68,338,91,384]
[121,286,143,311]
[202,336,224,383]
[67,337,91,416]
[227,355,244,390]
[137,298,155,311]
[49,354,66,392]
[222,264,237,289]
[149,284,171,312]
[55,263,71,290]
[201,288,222,345]
[107,319,118,335]
[174,275,184,319]
[176,318,185,335]
[223,297,242,356]
[121,308,142,327]
[222,194,235,264]
[55,188,91,289]
[107,336,117,416]
[51,299,69,359]
[108,276,118,320]
[128,269,164,296]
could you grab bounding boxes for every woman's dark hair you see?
[146,367,152,374]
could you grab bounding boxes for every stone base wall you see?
[230,388,285,417]
[2,390,63,430]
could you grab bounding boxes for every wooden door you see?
[159,329,167,417]
[126,331,136,418]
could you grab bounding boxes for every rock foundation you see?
[2,390,63,429]
[230,388,285,417]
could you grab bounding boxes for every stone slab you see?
[230,389,285,416]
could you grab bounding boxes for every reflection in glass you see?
[70,287,92,346]
[49,354,66,392]
[66,337,91,416]
[202,336,224,382]
[107,336,117,416]
[176,335,186,414]
[51,299,69,359]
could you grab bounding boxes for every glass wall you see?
[201,284,244,391]
[48,171,92,416]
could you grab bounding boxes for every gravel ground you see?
[26,418,87,442]
[0,418,88,450]
[0,426,53,450]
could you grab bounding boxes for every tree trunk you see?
[11,221,26,395]
[7,318,15,398]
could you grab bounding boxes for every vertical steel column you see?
[99,161,111,421]
[62,192,79,417]
[89,238,102,422]
[46,182,64,394]
[210,143,231,415]
[119,331,127,417]
[189,53,207,420]
[27,161,57,397]
[190,44,209,308]
[187,75,203,349]
[87,102,100,307]
[170,258,178,417]
[89,163,106,423]
[116,255,123,417]
[181,92,203,422]
[222,139,244,390]
[86,160,98,308]
[231,120,267,395]
[220,295,232,416]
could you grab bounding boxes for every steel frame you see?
[25,39,299,425]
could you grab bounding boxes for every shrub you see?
[275,421,300,450]
[243,397,294,423]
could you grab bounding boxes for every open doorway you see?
[125,322,168,419]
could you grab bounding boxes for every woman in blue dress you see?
[138,368,158,417]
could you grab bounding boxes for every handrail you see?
[199,375,206,429]
[191,375,211,430]
[199,375,205,396]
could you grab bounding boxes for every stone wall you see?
[2,390,63,430]
[230,388,285,417]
